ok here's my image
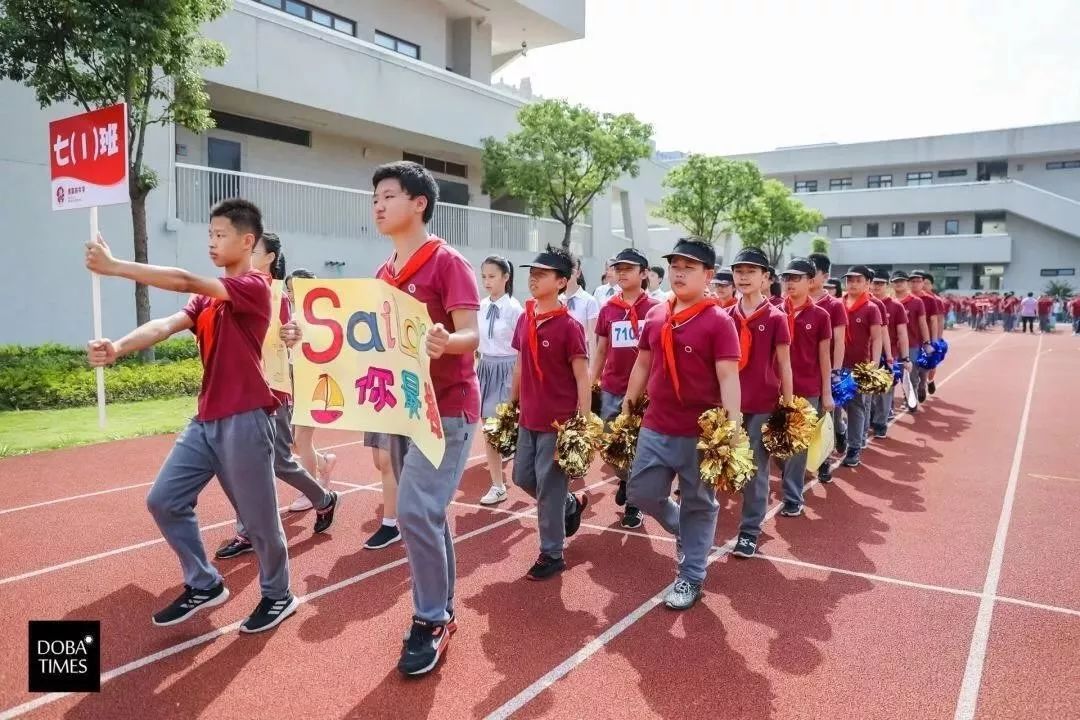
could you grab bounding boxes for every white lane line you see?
[1028,473,1080,483]
[486,332,1008,720]
[954,334,1043,720]
[0,440,369,516]
[0,478,612,720]
[0,483,382,587]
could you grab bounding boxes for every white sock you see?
[382,517,398,528]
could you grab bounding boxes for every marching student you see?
[869,274,909,436]
[509,245,591,580]
[777,258,833,517]
[839,266,884,468]
[477,255,524,506]
[865,282,892,438]
[912,271,945,394]
[85,199,303,633]
[894,271,936,402]
[624,237,742,610]
[808,254,847,483]
[711,268,737,308]
[725,247,793,556]
[591,247,660,529]
[562,257,600,356]
[285,161,482,675]
[215,234,340,561]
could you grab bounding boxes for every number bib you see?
[610,319,645,349]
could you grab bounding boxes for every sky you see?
[494,0,1080,156]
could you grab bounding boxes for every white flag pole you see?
[90,205,107,428]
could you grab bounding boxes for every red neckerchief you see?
[716,296,737,309]
[843,292,870,342]
[609,292,644,335]
[376,237,444,288]
[783,296,811,340]
[661,297,714,403]
[524,298,569,381]
[733,298,772,372]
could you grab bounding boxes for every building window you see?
[403,152,468,179]
[840,223,852,238]
[829,177,852,190]
[867,174,893,188]
[259,0,356,36]
[938,168,968,178]
[906,172,933,186]
[1046,160,1080,170]
[891,222,905,237]
[816,224,829,236]
[376,30,420,59]
[917,221,932,236]
[945,219,960,235]
[210,111,312,147]
[1040,268,1076,277]
[866,222,879,237]
[794,180,817,193]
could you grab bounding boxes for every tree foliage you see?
[809,235,830,255]
[658,155,762,246]
[482,99,653,248]
[732,179,824,267]
[1043,280,1075,301]
[0,0,229,357]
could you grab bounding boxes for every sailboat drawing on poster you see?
[310,373,345,423]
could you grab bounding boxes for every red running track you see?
[0,327,1076,719]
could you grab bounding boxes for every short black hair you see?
[258,231,287,280]
[289,268,316,280]
[650,265,665,280]
[808,252,831,275]
[545,244,575,280]
[210,198,263,240]
[372,161,439,223]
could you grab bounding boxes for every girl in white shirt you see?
[561,257,600,356]
[477,256,524,505]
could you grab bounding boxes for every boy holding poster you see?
[85,199,298,634]
[510,245,592,581]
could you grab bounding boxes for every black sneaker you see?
[843,449,862,467]
[917,385,927,402]
[928,381,937,396]
[565,492,589,538]
[239,593,299,634]
[732,533,758,559]
[526,553,566,580]
[779,501,803,517]
[620,506,644,529]
[152,582,230,626]
[873,424,888,439]
[364,524,402,550]
[214,534,252,560]
[615,480,627,507]
[397,617,451,676]
[818,463,833,484]
[834,431,847,455]
[313,491,339,533]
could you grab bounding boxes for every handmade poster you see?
[261,279,292,394]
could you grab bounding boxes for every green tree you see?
[0,0,228,359]
[810,235,830,255]
[657,155,763,248]
[732,179,824,267]
[1043,280,1075,301]
[482,98,653,249]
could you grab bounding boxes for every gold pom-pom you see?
[599,396,649,474]
[762,396,820,460]
[697,408,756,492]
[553,412,605,479]
[483,401,519,458]
[853,362,893,395]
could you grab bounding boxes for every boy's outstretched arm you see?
[86,235,231,301]
[87,312,194,366]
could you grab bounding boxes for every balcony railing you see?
[829,233,1012,265]
[175,163,593,257]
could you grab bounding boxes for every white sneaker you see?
[480,486,508,505]
[288,494,314,512]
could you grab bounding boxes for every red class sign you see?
[49,103,129,211]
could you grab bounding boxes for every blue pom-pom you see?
[831,368,858,406]
[932,338,949,364]
[916,346,940,369]
[892,361,903,386]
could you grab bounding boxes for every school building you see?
[721,123,1080,294]
[0,0,671,346]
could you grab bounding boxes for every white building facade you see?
[725,123,1080,294]
[1,0,670,346]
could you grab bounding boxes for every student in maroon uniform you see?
[712,268,737,308]
[870,274,909,436]
[807,254,847,483]
[591,247,660,529]
[839,266,884,467]
[777,257,833,517]
[894,271,936,403]
[86,199,305,634]
[725,247,793,558]
[624,238,742,610]
[510,246,592,580]
[912,271,945,393]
